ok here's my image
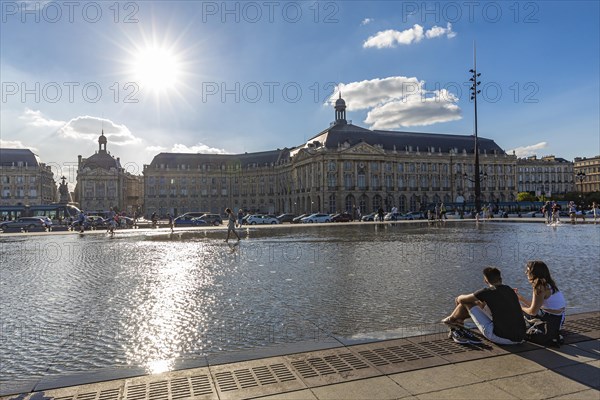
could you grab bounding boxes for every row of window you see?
[1,189,38,197]
[1,176,37,184]
[518,167,573,173]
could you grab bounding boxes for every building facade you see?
[574,155,600,193]
[143,98,518,217]
[516,155,574,196]
[0,148,57,206]
[74,131,142,214]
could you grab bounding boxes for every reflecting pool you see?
[1,222,598,385]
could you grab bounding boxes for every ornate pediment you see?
[292,148,316,163]
[342,142,384,155]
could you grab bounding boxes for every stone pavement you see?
[2,312,599,400]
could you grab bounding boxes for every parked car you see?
[331,212,352,222]
[189,217,208,226]
[38,216,54,228]
[0,217,49,232]
[301,213,332,223]
[405,211,425,220]
[361,212,378,221]
[174,215,198,226]
[384,212,404,221]
[195,213,223,226]
[277,213,297,223]
[292,214,309,223]
[246,215,280,225]
[87,215,107,228]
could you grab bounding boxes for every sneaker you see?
[459,328,482,344]
[449,328,470,344]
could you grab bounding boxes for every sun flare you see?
[132,46,181,92]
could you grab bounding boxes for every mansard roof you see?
[80,152,121,170]
[303,122,505,155]
[0,148,42,167]
[148,148,290,169]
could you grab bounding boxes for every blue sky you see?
[1,1,599,184]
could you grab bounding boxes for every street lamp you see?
[464,172,487,212]
[576,171,586,206]
[469,43,482,213]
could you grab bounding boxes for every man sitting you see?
[442,267,526,345]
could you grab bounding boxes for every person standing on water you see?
[225,208,240,242]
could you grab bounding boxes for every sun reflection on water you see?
[121,241,219,374]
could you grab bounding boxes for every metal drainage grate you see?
[124,374,214,400]
[563,316,600,335]
[290,352,370,379]
[358,343,435,367]
[214,363,297,392]
[53,388,121,400]
[417,339,485,356]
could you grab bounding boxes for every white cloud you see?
[508,142,548,158]
[363,25,424,48]
[361,18,373,26]
[145,145,167,153]
[328,77,462,128]
[0,139,38,152]
[363,23,456,48]
[19,108,65,128]
[58,116,141,146]
[171,143,229,154]
[425,23,456,39]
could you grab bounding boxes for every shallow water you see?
[1,222,598,382]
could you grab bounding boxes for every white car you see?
[246,215,280,225]
[301,213,332,223]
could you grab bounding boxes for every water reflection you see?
[0,222,598,384]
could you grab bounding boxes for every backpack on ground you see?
[524,312,563,347]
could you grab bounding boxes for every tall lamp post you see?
[576,171,586,206]
[469,44,482,213]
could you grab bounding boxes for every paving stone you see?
[550,388,600,399]
[458,353,546,379]
[567,340,600,357]
[516,342,600,371]
[415,382,518,400]
[554,360,600,389]
[310,376,411,400]
[490,369,592,400]
[388,364,483,395]
[252,388,319,399]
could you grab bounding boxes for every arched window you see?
[372,195,382,210]
[345,194,355,213]
[328,194,336,214]
[398,195,406,212]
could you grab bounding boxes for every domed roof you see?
[335,96,346,107]
[81,152,121,170]
[98,131,107,144]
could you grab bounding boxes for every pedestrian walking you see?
[237,208,244,227]
[225,208,240,242]
[167,213,174,232]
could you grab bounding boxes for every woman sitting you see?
[517,260,566,327]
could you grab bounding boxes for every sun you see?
[132,46,181,92]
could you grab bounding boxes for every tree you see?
[517,192,536,202]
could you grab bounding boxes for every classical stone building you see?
[0,148,57,206]
[143,97,518,217]
[574,155,600,193]
[516,155,574,196]
[74,131,142,214]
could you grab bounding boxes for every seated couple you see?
[442,261,566,345]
